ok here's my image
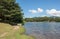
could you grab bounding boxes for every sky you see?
[16,0,60,18]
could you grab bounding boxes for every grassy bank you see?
[0,23,34,39]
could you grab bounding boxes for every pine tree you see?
[0,0,24,25]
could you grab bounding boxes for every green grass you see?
[0,23,35,39]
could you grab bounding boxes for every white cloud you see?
[29,8,43,13]
[46,9,60,16]
[37,8,43,12]
[40,15,47,17]
[29,10,37,13]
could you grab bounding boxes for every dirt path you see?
[0,32,8,37]
[0,26,20,37]
[13,26,20,30]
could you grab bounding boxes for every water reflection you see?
[24,22,60,39]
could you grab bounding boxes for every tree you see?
[0,0,24,25]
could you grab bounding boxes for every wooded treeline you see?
[25,16,60,22]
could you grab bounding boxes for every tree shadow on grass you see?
[0,20,17,26]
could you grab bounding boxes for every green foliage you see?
[25,16,60,22]
[0,0,24,25]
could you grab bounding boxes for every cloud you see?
[40,15,47,17]
[29,8,43,13]
[37,8,43,12]
[46,9,60,16]
[29,10,37,13]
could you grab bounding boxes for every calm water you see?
[24,22,60,39]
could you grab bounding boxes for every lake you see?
[24,22,60,39]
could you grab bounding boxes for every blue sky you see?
[16,0,60,18]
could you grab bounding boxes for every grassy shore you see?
[0,23,34,39]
